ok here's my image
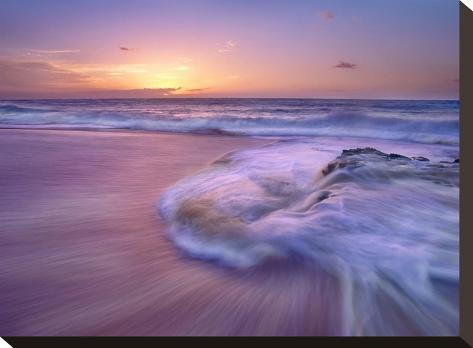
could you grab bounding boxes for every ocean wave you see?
[0,103,57,114]
[158,141,459,335]
[0,104,459,144]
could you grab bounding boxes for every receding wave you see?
[158,141,459,335]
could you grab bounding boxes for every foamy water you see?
[158,137,459,335]
[0,99,459,144]
[1,98,459,335]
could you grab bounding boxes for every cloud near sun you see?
[0,59,188,99]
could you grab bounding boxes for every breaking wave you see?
[0,99,459,144]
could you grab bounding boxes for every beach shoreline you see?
[0,128,458,335]
[0,129,345,335]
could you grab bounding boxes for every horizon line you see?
[0,96,460,102]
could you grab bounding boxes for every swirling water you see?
[158,139,459,335]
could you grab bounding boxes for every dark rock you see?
[323,147,426,177]
[412,156,430,162]
[388,153,411,160]
[321,147,459,187]
[340,148,410,161]
[341,148,386,157]
[324,148,388,176]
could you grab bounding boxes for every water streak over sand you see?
[3,130,316,335]
[0,129,458,335]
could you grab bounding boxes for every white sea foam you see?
[158,139,459,335]
[0,99,459,144]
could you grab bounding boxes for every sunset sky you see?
[0,0,459,100]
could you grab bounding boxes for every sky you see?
[0,0,459,100]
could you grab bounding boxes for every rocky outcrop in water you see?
[321,147,458,187]
[323,148,416,176]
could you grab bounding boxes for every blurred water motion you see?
[0,129,458,335]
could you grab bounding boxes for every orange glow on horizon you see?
[0,0,458,100]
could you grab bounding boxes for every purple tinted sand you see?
[0,129,344,335]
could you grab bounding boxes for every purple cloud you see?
[119,47,133,51]
[319,10,334,21]
[334,61,357,69]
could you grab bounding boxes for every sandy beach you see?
[0,129,346,335]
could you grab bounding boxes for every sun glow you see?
[0,0,459,99]
[49,61,205,92]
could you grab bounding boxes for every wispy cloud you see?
[119,46,133,51]
[319,10,334,21]
[334,61,357,69]
[0,60,183,98]
[218,40,237,53]
[28,49,80,55]
[0,60,90,89]
[186,87,210,93]
[72,87,182,98]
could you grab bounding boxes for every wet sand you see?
[0,129,342,335]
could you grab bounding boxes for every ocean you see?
[0,98,459,335]
[0,98,459,144]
